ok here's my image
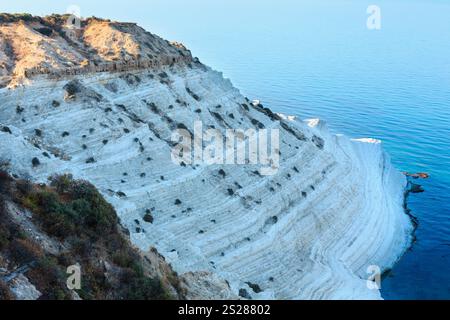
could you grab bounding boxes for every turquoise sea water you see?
[2,0,449,299]
[150,0,449,299]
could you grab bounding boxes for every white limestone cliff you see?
[0,15,413,300]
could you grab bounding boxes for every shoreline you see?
[380,176,420,298]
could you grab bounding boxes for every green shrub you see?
[112,250,136,269]
[33,191,77,238]
[0,172,179,300]
[21,193,40,213]
[26,176,119,239]
[16,13,33,21]
[35,27,53,37]
[28,257,70,300]
[0,13,34,23]
[120,270,170,300]
[69,184,118,235]
[0,170,12,194]
[15,179,33,196]
[0,229,9,250]
[49,174,73,194]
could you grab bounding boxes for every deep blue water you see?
[143,0,450,299]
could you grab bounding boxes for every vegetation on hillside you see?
[0,171,183,300]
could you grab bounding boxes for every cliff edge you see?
[0,14,413,300]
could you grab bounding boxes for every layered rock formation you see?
[0,14,413,299]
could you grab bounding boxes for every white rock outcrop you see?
[0,16,413,300]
